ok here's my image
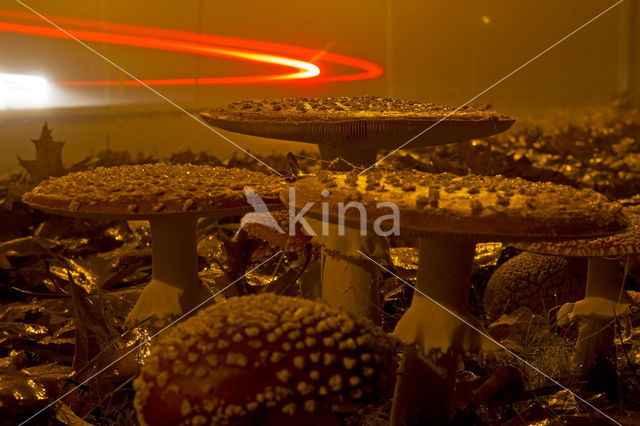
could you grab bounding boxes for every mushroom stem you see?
[415,238,474,311]
[304,148,383,324]
[318,224,382,325]
[392,238,490,426]
[574,256,623,385]
[126,215,210,327]
[318,145,378,166]
[585,256,624,301]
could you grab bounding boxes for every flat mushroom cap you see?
[516,206,640,257]
[22,163,285,219]
[284,170,627,242]
[133,293,397,425]
[201,96,514,150]
[241,210,311,252]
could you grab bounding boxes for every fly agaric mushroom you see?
[285,169,627,425]
[241,210,311,254]
[516,206,640,387]
[22,163,284,328]
[484,252,586,320]
[203,97,514,324]
[201,96,514,166]
[241,210,320,298]
[133,293,397,426]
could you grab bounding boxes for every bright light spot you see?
[0,72,50,109]
[481,15,491,25]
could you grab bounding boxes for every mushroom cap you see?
[483,252,586,321]
[241,210,311,252]
[283,170,627,242]
[201,96,514,150]
[22,163,285,220]
[133,293,397,425]
[516,206,640,257]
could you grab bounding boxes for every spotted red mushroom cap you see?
[241,210,311,252]
[133,293,397,425]
[517,206,640,257]
[284,169,627,242]
[201,96,514,150]
[484,252,586,320]
[22,163,285,219]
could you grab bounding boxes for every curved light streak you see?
[0,10,382,86]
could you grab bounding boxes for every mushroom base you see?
[126,279,212,329]
[126,215,211,329]
[573,257,629,387]
[391,238,497,426]
[392,346,458,426]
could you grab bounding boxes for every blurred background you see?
[0,0,637,171]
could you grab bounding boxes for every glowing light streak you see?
[0,10,382,86]
[0,72,49,109]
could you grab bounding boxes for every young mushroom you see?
[286,169,627,425]
[22,163,284,328]
[241,210,321,298]
[241,210,311,254]
[203,97,514,324]
[516,206,640,387]
[484,252,586,321]
[133,293,398,425]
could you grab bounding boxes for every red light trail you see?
[0,10,383,86]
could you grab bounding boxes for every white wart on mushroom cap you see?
[286,169,627,425]
[201,96,514,153]
[133,293,397,426]
[23,163,286,328]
